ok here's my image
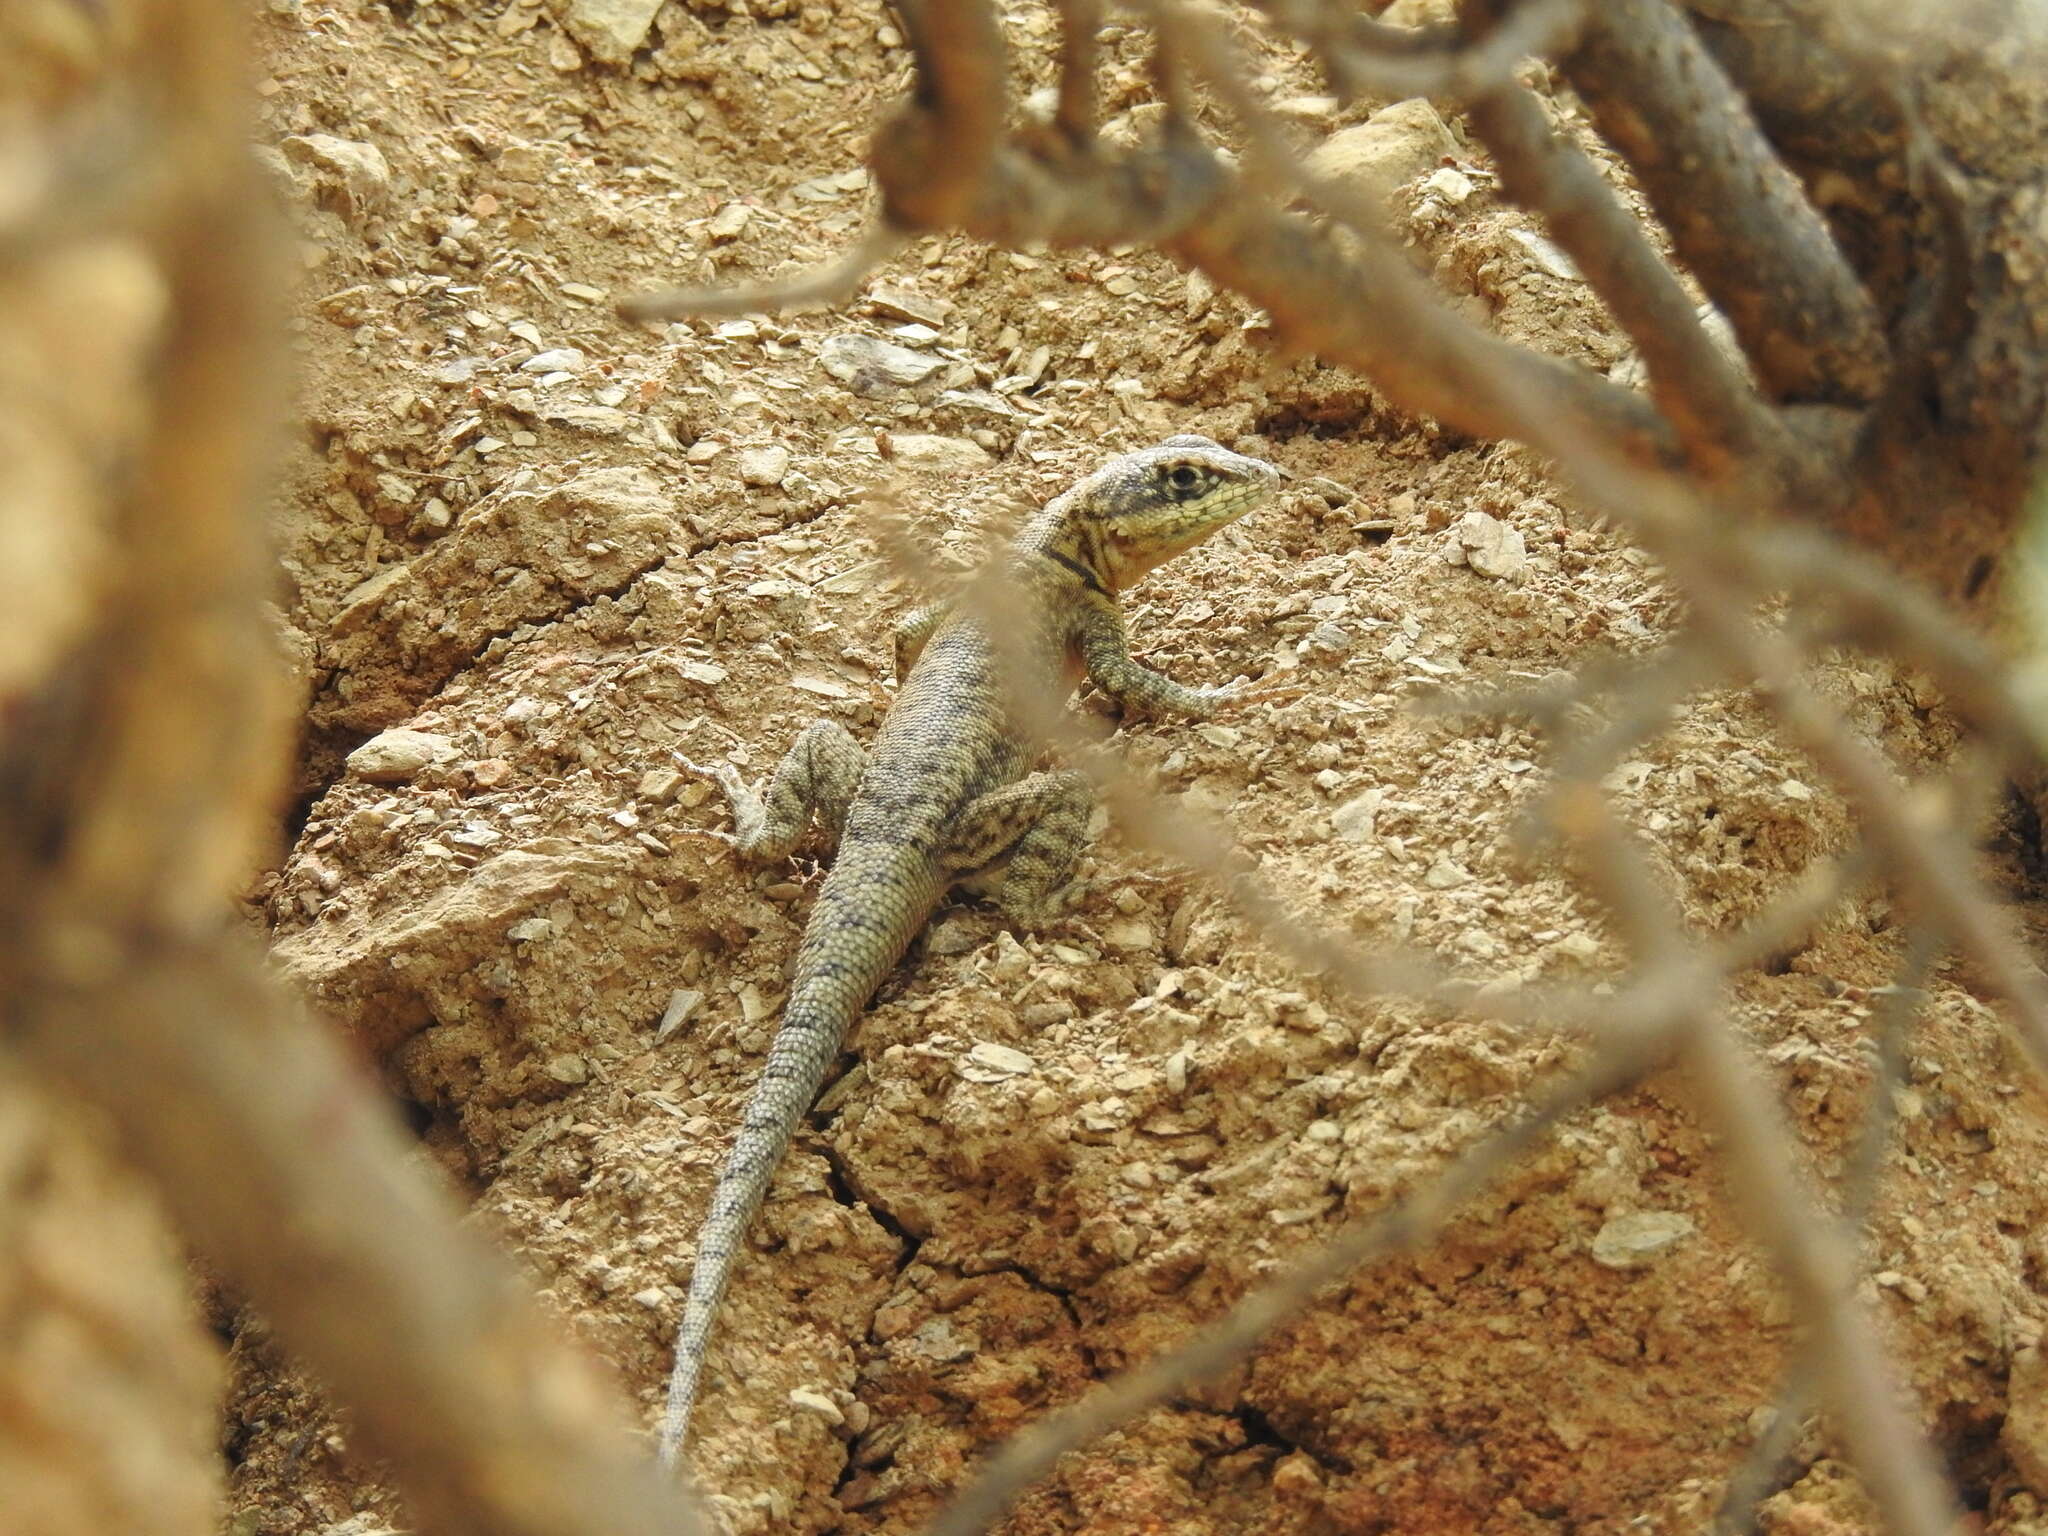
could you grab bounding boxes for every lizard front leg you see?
[680,719,867,861]
[891,600,949,681]
[941,769,1094,927]
[1074,600,1241,719]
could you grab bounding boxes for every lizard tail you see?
[656,985,848,1464]
[657,857,933,1464]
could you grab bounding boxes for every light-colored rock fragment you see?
[1331,788,1383,843]
[280,134,391,221]
[520,347,584,374]
[867,283,951,327]
[1421,166,1474,204]
[819,333,943,390]
[1454,509,1528,580]
[1305,100,1454,208]
[1422,856,1472,890]
[549,0,665,63]
[1590,1210,1695,1270]
[884,434,996,474]
[738,444,792,487]
[789,1387,845,1426]
[347,728,453,782]
[958,1041,1036,1082]
[656,989,703,1042]
[706,201,753,242]
[545,1053,589,1085]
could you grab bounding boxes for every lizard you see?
[658,433,1281,1465]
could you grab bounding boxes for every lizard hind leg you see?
[941,769,1094,928]
[701,719,868,862]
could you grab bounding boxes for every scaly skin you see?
[660,434,1280,1464]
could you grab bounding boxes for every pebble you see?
[1331,788,1382,842]
[1422,855,1472,889]
[280,133,391,220]
[507,918,555,943]
[738,444,792,487]
[819,333,944,390]
[867,283,952,327]
[707,201,753,243]
[520,347,585,374]
[1510,227,1582,282]
[958,1041,1036,1082]
[1421,166,1475,204]
[1452,509,1528,580]
[1589,1210,1695,1269]
[1305,100,1452,207]
[882,433,995,474]
[545,1053,589,1085]
[554,0,665,62]
[346,728,453,782]
[788,1388,845,1427]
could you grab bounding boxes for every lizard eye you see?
[1167,465,1201,493]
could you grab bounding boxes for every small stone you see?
[507,917,555,943]
[958,1041,1036,1082]
[1590,1210,1695,1270]
[552,0,664,63]
[347,728,453,782]
[881,433,995,475]
[1104,918,1155,952]
[466,758,514,788]
[631,1287,668,1310]
[867,283,951,327]
[560,281,606,303]
[1511,228,1581,281]
[1454,509,1528,580]
[1780,779,1814,802]
[1422,856,1471,889]
[1421,166,1474,204]
[1331,788,1382,842]
[737,983,776,1024]
[545,1053,589,1085]
[678,660,728,687]
[1273,95,1339,124]
[706,201,753,243]
[638,767,685,802]
[738,444,792,487]
[656,988,703,1042]
[280,134,392,220]
[1305,100,1452,208]
[789,1387,845,1427]
[520,347,585,374]
[819,333,943,391]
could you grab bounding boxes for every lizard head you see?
[1078,434,1280,591]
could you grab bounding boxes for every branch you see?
[620,225,906,322]
[1253,0,1586,103]
[870,0,1007,229]
[1462,75,1778,476]
[1550,0,1887,405]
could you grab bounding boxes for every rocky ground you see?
[202,2,2048,1533]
